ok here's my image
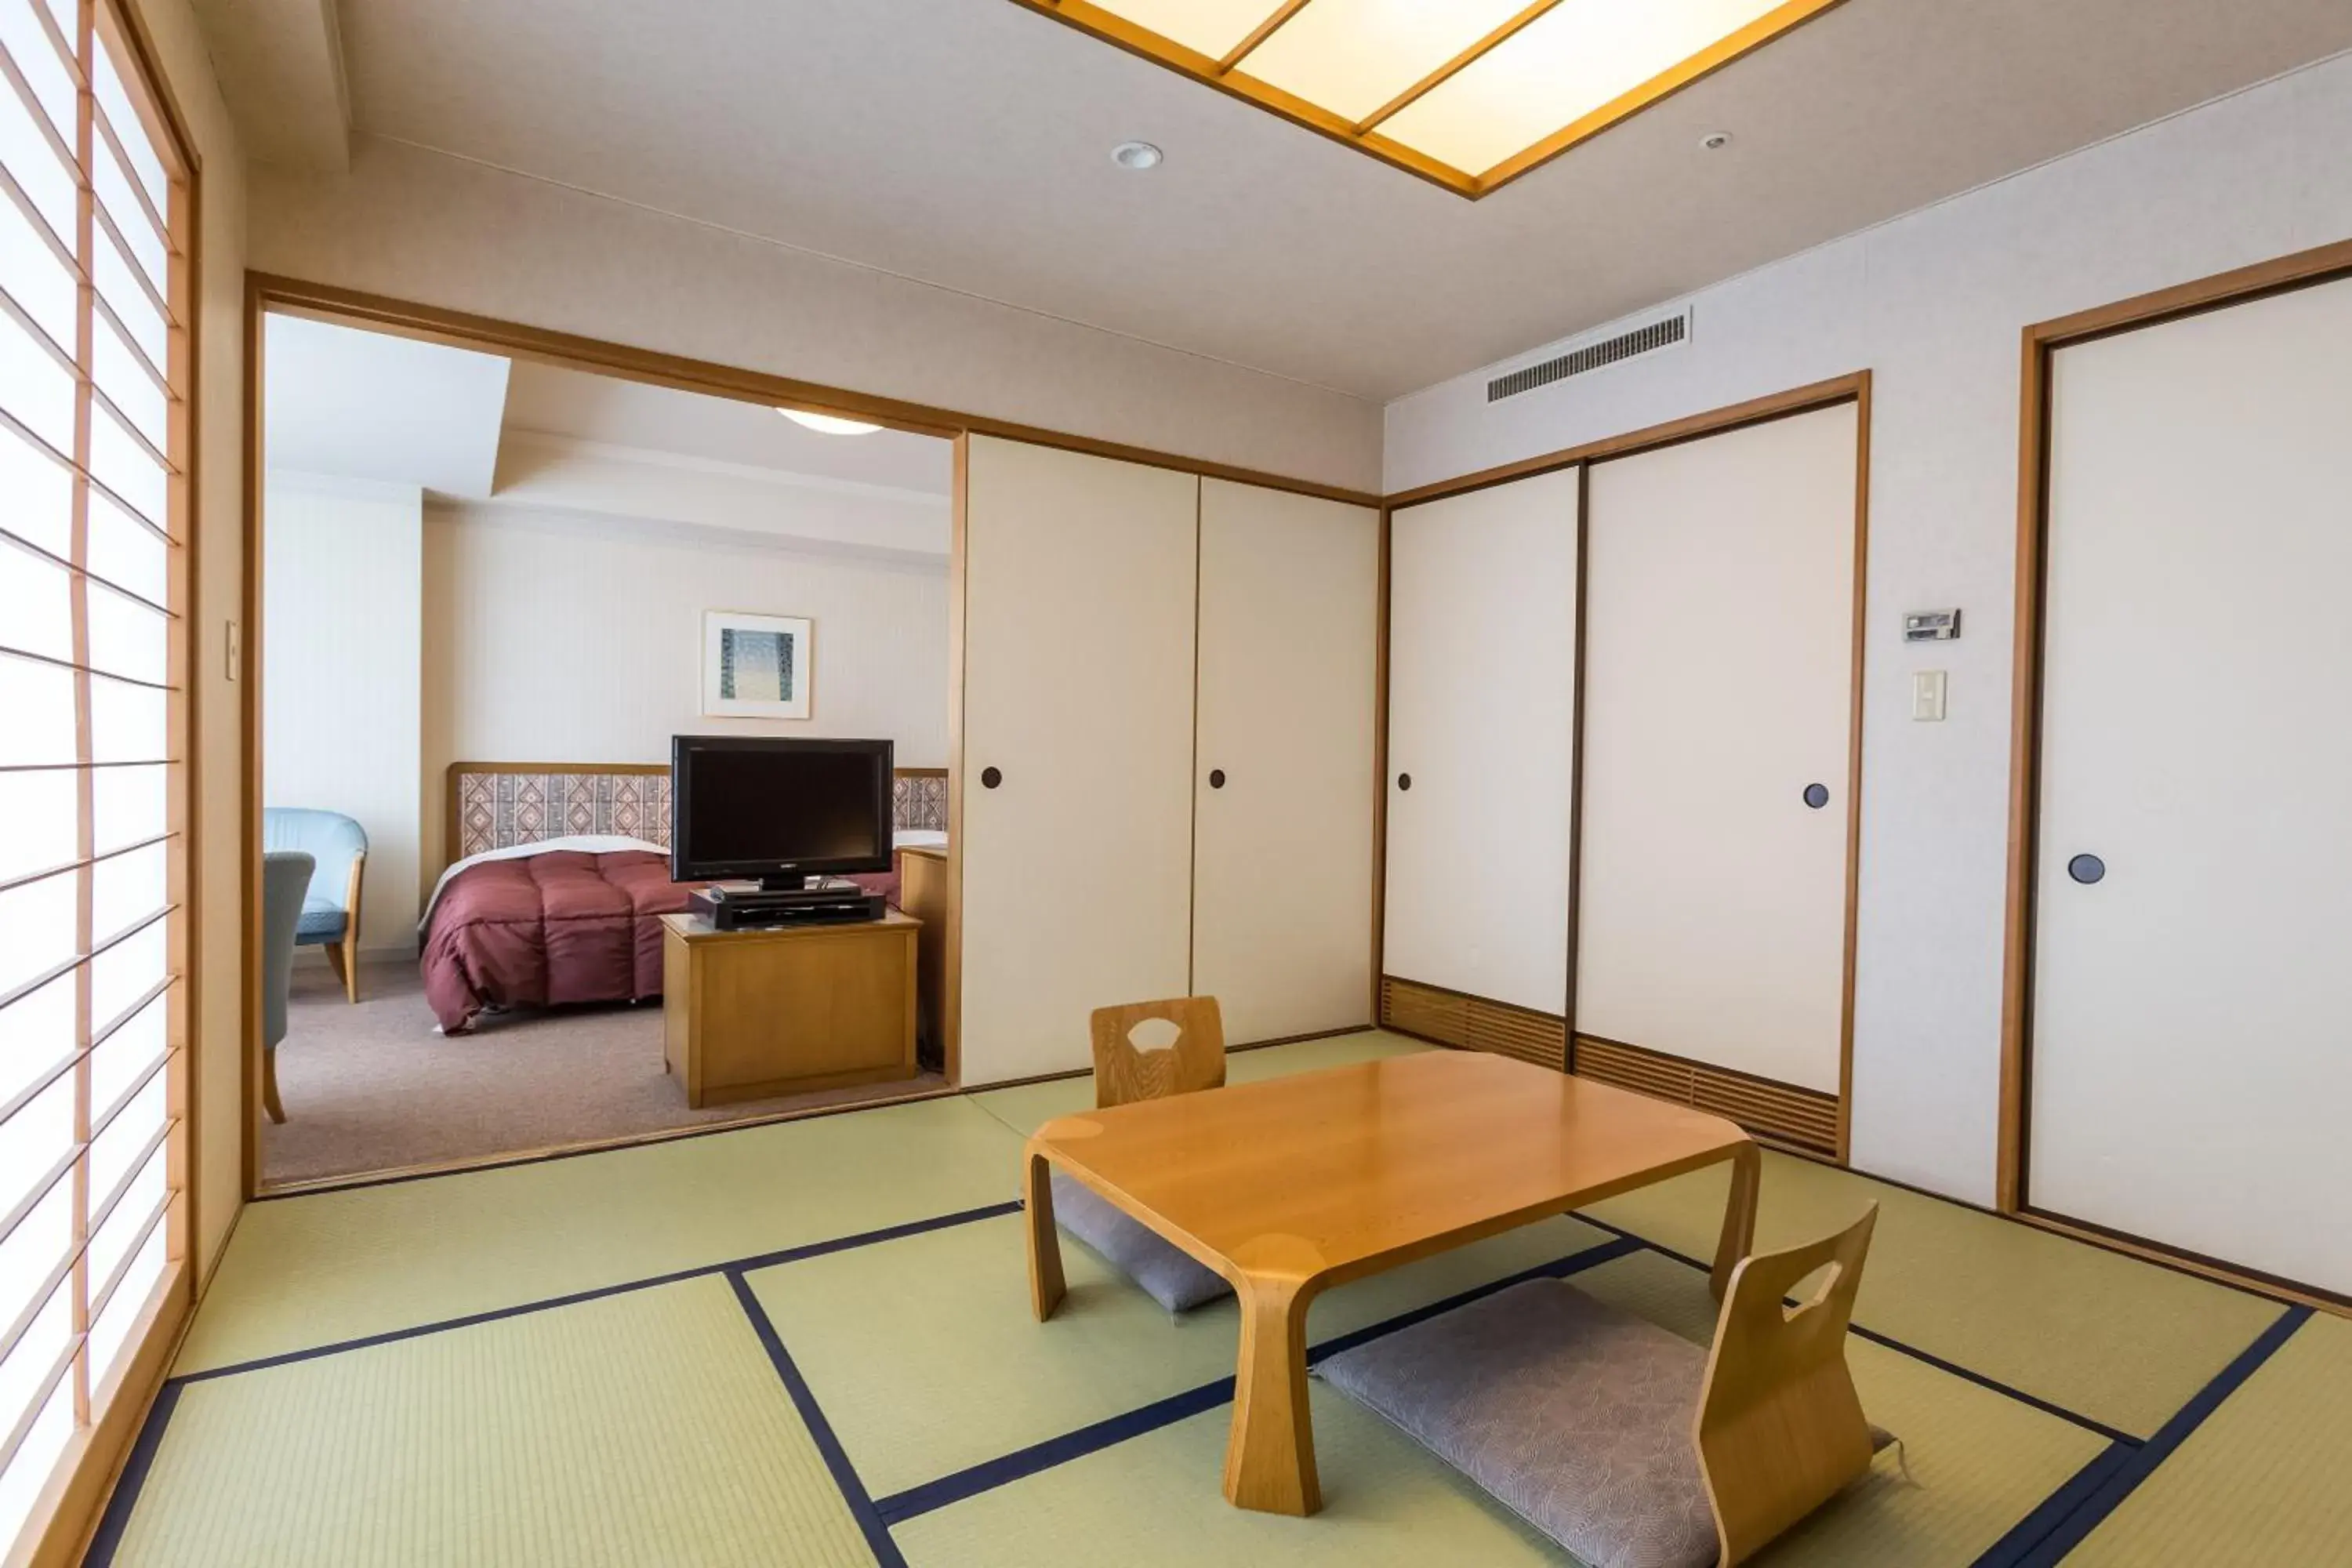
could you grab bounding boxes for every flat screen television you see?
[671,735,895,887]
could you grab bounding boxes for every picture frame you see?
[702,611,812,720]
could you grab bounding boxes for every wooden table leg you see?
[1025,1149,1066,1321]
[1711,1141,1762,1301]
[1222,1277,1319,1515]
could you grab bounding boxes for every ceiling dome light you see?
[1700,131,1733,151]
[779,408,882,435]
[1111,140,1163,171]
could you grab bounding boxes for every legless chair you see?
[1044,996,1235,1313]
[1319,1206,1886,1568]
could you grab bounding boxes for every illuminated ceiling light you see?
[1008,0,1842,198]
[1112,140,1165,169]
[779,408,883,435]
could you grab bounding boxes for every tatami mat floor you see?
[93,1032,2350,1566]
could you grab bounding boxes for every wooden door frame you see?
[1998,238,2352,1303]
[1374,372,1871,1163]
[238,274,1381,1199]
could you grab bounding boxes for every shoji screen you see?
[1192,479,1377,1045]
[1577,405,1857,1132]
[0,0,189,1547]
[1382,468,1578,1019]
[2030,274,2352,1295]
[956,437,1197,1084]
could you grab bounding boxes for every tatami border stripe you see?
[872,1232,1646,1524]
[175,1200,1023,1384]
[82,1381,180,1568]
[1972,1303,2315,1568]
[82,1200,1022,1559]
[1574,1213,2143,1446]
[729,1269,912,1568]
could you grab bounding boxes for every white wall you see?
[247,136,1381,493]
[262,474,423,951]
[420,502,949,883]
[1382,52,2352,1206]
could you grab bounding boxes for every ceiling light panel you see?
[1381,0,1797,177]
[1015,0,1843,197]
[1239,0,1533,125]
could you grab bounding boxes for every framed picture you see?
[702,611,812,720]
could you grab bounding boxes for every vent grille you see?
[1487,311,1689,402]
[1573,1036,1840,1159]
[1381,977,1566,1071]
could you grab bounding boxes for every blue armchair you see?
[259,850,314,1125]
[262,808,368,1003]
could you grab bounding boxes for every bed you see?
[421,762,948,1033]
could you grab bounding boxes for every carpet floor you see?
[263,957,946,1188]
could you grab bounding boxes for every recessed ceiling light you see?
[1111,140,1164,171]
[1700,131,1733,151]
[779,408,882,436]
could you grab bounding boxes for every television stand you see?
[659,909,918,1107]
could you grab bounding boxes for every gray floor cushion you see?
[1316,1278,1721,1568]
[1049,1170,1232,1313]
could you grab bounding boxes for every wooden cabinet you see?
[1381,468,1580,1018]
[1192,479,1378,1044]
[660,912,917,1107]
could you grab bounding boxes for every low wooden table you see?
[1023,1050,1759,1515]
[659,910,919,1107]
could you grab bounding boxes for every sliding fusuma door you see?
[1575,401,1862,1156]
[955,436,1197,1084]
[2027,269,2352,1296]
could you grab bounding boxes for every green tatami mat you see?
[181,1094,1025,1373]
[891,1382,1563,1567]
[1571,1250,2112,1565]
[114,1276,873,1567]
[2068,1311,2352,1564]
[967,1030,1426,1138]
[749,1207,1610,1501]
[1578,1149,2285,1437]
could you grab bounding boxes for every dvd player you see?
[690,884,886,931]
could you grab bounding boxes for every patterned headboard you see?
[445,763,949,869]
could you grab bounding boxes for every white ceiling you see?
[263,314,510,494]
[237,0,2352,401]
[500,361,953,496]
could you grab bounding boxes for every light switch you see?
[1911,670,1947,721]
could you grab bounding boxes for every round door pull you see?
[2067,853,2105,885]
[1396,772,1412,791]
[1207,768,1226,789]
[1802,782,1831,809]
[980,766,1002,789]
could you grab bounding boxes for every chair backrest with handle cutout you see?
[1089,996,1226,1109]
[1694,1203,1879,1566]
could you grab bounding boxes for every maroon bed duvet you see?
[421,851,696,1033]
[421,850,906,1033]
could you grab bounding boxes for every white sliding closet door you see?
[958,436,1198,1084]
[1193,480,1378,1044]
[1578,404,1858,1093]
[1383,469,1579,1015]
[2030,275,2352,1294]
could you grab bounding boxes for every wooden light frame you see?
[1998,237,2352,1313]
[1004,0,1850,199]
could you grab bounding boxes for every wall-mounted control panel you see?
[1904,608,1962,642]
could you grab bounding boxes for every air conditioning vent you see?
[1487,310,1690,402]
